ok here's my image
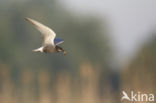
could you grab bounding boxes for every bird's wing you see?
[54,38,64,45]
[25,17,56,46]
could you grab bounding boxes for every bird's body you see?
[43,45,56,53]
[25,17,66,55]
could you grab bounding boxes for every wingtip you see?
[24,17,28,21]
[24,17,31,21]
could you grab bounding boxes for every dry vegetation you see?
[0,62,118,103]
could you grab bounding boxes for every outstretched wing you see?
[25,17,56,46]
[54,38,64,45]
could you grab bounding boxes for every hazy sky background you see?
[1,0,156,64]
[59,0,156,64]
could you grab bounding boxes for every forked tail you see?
[32,47,44,52]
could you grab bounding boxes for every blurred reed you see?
[0,57,155,103]
[0,61,116,103]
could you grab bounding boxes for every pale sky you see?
[59,0,156,64]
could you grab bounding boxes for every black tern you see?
[25,18,66,55]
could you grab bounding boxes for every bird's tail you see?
[32,47,43,52]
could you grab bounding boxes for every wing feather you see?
[25,17,56,46]
[54,38,64,45]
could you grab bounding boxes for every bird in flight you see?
[25,17,66,55]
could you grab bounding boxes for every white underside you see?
[33,45,56,53]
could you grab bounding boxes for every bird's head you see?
[55,45,67,55]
